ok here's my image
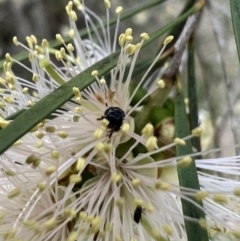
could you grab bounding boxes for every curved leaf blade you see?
[175,76,209,241]
[230,0,240,62]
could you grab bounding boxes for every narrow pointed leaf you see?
[187,36,201,155]
[0,52,119,154]
[175,76,209,241]
[230,0,240,62]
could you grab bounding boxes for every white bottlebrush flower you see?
[1,1,240,241]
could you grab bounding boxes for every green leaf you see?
[0,52,119,154]
[187,36,201,155]
[230,0,240,62]
[0,0,167,69]
[175,76,209,241]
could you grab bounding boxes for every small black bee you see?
[134,205,143,224]
[97,106,125,138]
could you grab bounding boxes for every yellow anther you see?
[91,216,101,233]
[126,44,134,55]
[41,39,49,48]
[56,34,64,43]
[60,47,67,58]
[25,154,40,164]
[155,180,170,190]
[101,118,109,128]
[174,137,186,146]
[55,50,63,61]
[95,142,104,151]
[36,140,43,148]
[37,181,46,191]
[13,36,19,46]
[134,198,143,206]
[27,100,34,106]
[111,172,121,183]
[31,35,38,45]
[5,169,16,176]
[37,122,45,128]
[130,238,137,241]
[163,224,173,235]
[115,6,123,14]
[3,96,14,104]
[67,43,75,52]
[66,1,73,14]
[94,128,104,140]
[44,218,56,229]
[115,235,122,241]
[157,79,165,88]
[0,119,10,128]
[213,194,228,203]
[73,0,81,8]
[76,158,85,171]
[191,127,202,136]
[6,62,12,71]
[0,212,4,220]
[35,45,44,55]
[69,29,75,38]
[0,77,6,85]
[79,211,87,220]
[22,87,28,94]
[178,156,192,167]
[69,174,82,183]
[234,187,240,196]
[58,131,68,138]
[86,215,94,223]
[125,35,133,42]
[8,188,21,198]
[64,208,77,219]
[23,219,36,227]
[142,123,154,138]
[45,166,56,176]
[121,123,129,133]
[70,10,78,21]
[103,143,112,153]
[45,126,56,133]
[116,197,125,207]
[5,53,12,63]
[125,28,132,37]
[146,136,157,152]
[99,78,106,84]
[195,191,208,201]
[118,33,125,46]
[198,218,208,229]
[51,150,60,159]
[140,33,149,40]
[35,131,44,139]
[104,0,111,9]
[74,107,82,114]
[144,203,153,212]
[4,229,16,240]
[68,232,79,241]
[26,36,33,49]
[163,35,174,45]
[132,178,140,188]
[91,70,98,76]
[73,87,81,98]
[32,73,38,83]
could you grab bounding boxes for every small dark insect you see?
[97,106,125,138]
[134,205,143,224]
